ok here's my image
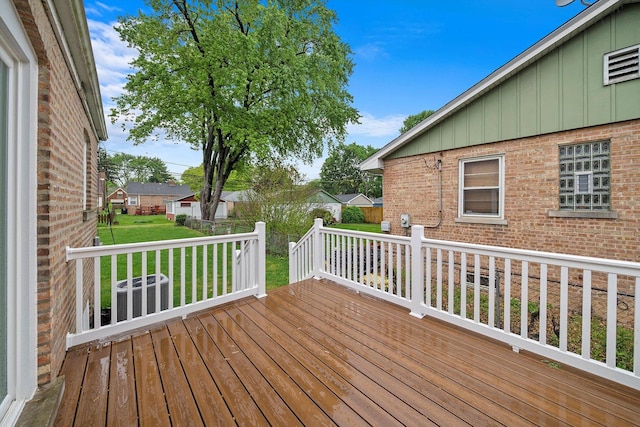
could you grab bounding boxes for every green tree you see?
[234,164,316,254]
[320,142,381,198]
[399,109,435,134]
[180,165,205,195]
[111,0,359,220]
[107,152,173,187]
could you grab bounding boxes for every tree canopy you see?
[98,148,173,187]
[111,0,359,220]
[319,142,381,198]
[399,109,435,134]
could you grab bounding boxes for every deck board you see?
[56,278,640,426]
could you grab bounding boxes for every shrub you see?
[175,214,187,226]
[342,206,364,224]
[309,208,335,226]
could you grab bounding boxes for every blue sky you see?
[85,0,589,180]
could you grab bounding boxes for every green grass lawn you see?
[329,222,383,233]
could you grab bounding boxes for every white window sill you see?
[548,210,618,219]
[455,216,508,226]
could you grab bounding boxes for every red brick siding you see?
[384,120,640,326]
[383,120,640,261]
[19,0,100,385]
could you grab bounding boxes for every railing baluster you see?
[581,270,592,360]
[126,253,133,320]
[521,261,529,338]
[448,251,454,314]
[488,257,495,328]
[168,248,174,309]
[560,266,569,352]
[425,247,432,307]
[223,242,228,295]
[155,250,161,313]
[606,273,617,368]
[94,257,100,330]
[539,264,548,345]
[180,247,186,306]
[111,254,117,324]
[203,245,208,300]
[213,243,218,298]
[474,254,480,323]
[460,252,467,319]
[192,245,197,303]
[141,251,147,316]
[436,249,442,310]
[503,258,511,333]
[634,277,640,375]
[75,258,83,333]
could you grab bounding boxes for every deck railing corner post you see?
[289,241,297,284]
[410,225,425,318]
[313,218,323,277]
[256,222,267,298]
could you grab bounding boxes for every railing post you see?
[255,222,267,298]
[410,225,425,318]
[289,241,297,284]
[313,218,323,277]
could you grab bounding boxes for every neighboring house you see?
[106,187,127,210]
[125,181,192,214]
[335,193,374,208]
[308,190,343,223]
[0,0,106,423]
[223,189,253,215]
[166,193,228,220]
[361,0,640,264]
[372,197,383,207]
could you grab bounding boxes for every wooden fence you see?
[360,207,383,224]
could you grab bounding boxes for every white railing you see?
[66,222,266,348]
[291,218,640,391]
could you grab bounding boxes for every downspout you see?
[424,156,443,229]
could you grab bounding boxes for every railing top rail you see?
[289,225,316,252]
[67,229,259,261]
[320,226,410,245]
[420,235,640,276]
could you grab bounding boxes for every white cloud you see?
[347,112,405,138]
[354,42,387,61]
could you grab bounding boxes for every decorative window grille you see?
[604,44,640,85]
[559,141,610,210]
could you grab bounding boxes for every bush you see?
[342,206,364,224]
[175,214,187,226]
[309,208,335,226]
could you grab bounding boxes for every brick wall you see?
[18,0,100,385]
[383,119,640,326]
[383,119,640,261]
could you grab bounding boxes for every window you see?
[458,155,505,222]
[604,44,640,85]
[558,141,610,211]
[128,196,138,206]
[180,202,192,207]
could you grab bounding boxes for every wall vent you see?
[604,44,640,85]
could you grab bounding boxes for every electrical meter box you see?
[381,221,390,232]
[400,214,410,228]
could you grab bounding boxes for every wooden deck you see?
[55,278,640,426]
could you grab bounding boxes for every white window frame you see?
[456,154,507,225]
[0,3,39,423]
[128,196,138,206]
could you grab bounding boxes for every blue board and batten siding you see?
[389,3,640,160]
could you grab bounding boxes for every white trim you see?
[0,2,39,424]
[457,154,505,222]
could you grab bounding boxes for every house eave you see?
[49,0,107,141]
[360,0,637,171]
